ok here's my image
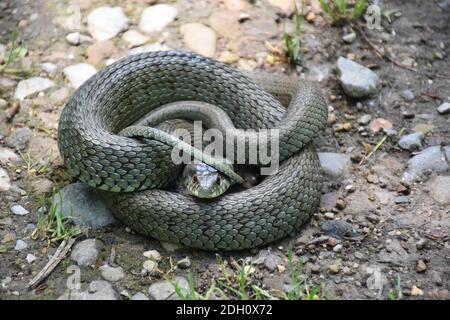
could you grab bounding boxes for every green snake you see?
[58,51,327,251]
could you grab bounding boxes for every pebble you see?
[11,205,29,216]
[321,220,356,239]
[15,240,28,251]
[142,260,157,275]
[400,89,415,101]
[318,153,350,179]
[64,64,97,89]
[337,57,379,98]
[87,7,129,41]
[65,32,92,46]
[122,30,149,47]
[26,253,36,263]
[180,23,217,58]
[143,250,161,261]
[342,32,356,44]
[70,239,103,266]
[40,62,58,74]
[55,183,116,229]
[131,292,149,300]
[394,196,410,204]
[410,285,424,296]
[86,40,115,65]
[413,123,434,134]
[368,118,393,134]
[177,257,191,269]
[15,77,55,100]
[0,98,7,109]
[416,260,427,273]
[416,238,427,250]
[148,276,189,300]
[139,4,177,34]
[218,51,240,64]
[357,114,372,125]
[0,168,11,192]
[329,264,340,274]
[437,102,450,114]
[333,244,343,253]
[398,132,424,151]
[430,271,443,286]
[255,250,284,272]
[100,265,125,282]
[324,212,335,220]
[428,176,450,205]
[49,87,70,105]
[335,198,346,210]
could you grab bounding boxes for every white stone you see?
[15,77,55,100]
[143,250,161,261]
[99,265,125,282]
[11,205,29,216]
[40,63,58,74]
[87,7,129,41]
[0,168,11,191]
[26,253,37,263]
[15,240,28,251]
[122,30,149,47]
[180,23,217,58]
[64,63,97,89]
[0,148,20,164]
[139,4,178,34]
[128,43,171,56]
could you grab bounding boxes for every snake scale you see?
[58,51,328,251]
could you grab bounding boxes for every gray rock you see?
[55,183,116,229]
[148,276,189,300]
[428,176,450,205]
[378,240,410,265]
[400,89,415,102]
[321,220,356,239]
[337,57,379,98]
[0,168,11,192]
[65,32,92,46]
[180,23,217,58]
[11,205,29,216]
[437,102,450,114]
[15,240,28,251]
[358,114,372,125]
[100,265,125,282]
[318,152,350,179]
[254,249,284,271]
[4,127,33,151]
[394,196,410,204]
[143,250,161,261]
[26,253,37,263]
[402,146,450,184]
[70,239,103,266]
[139,4,178,34]
[49,87,70,105]
[87,7,129,41]
[430,271,443,286]
[0,148,19,165]
[15,77,55,100]
[398,132,424,151]
[122,30,149,47]
[132,292,149,300]
[59,280,119,300]
[63,63,97,89]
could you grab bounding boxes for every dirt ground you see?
[0,0,449,300]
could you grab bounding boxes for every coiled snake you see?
[58,51,327,251]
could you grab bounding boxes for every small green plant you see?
[284,1,303,65]
[32,190,81,244]
[388,274,402,300]
[319,0,368,25]
[0,33,29,75]
[18,151,52,176]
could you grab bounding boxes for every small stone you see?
[321,220,356,239]
[148,276,189,300]
[437,102,450,114]
[11,205,29,216]
[329,264,340,274]
[327,113,336,125]
[26,253,36,263]
[15,240,28,251]
[160,241,184,252]
[402,146,449,184]
[70,239,103,266]
[15,77,55,100]
[86,40,115,65]
[122,30,149,47]
[143,250,161,261]
[64,64,97,89]
[416,260,427,273]
[180,23,217,58]
[142,260,157,275]
[218,51,240,64]
[413,123,434,134]
[400,89,415,102]
[368,118,393,134]
[100,265,125,282]
[428,176,450,205]
[416,238,427,250]
[131,292,149,300]
[305,11,316,22]
[40,63,58,74]
[410,285,424,296]
[366,174,379,184]
[0,168,12,192]
[324,212,335,220]
[318,153,350,179]
[342,32,356,43]
[65,32,90,45]
[309,264,321,274]
[335,198,346,210]
[394,196,410,204]
[337,57,379,98]
[139,4,177,34]
[358,114,372,125]
[87,6,129,41]
[430,271,443,286]
[177,257,191,269]
[277,265,286,273]
[333,244,343,253]
[49,87,70,105]
[398,132,424,151]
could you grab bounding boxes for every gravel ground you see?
[0,0,449,300]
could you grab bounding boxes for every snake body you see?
[58,51,327,251]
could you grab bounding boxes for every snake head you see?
[182,162,231,199]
